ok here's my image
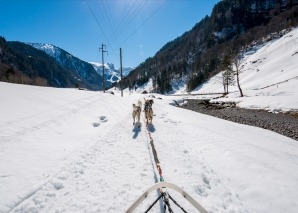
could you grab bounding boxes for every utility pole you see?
[120,48,123,97]
[99,43,107,92]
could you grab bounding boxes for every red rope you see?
[145,121,164,182]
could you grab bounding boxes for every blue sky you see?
[1,0,220,68]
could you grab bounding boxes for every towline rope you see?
[142,108,186,212]
[142,112,164,183]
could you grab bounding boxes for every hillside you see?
[27,43,103,90]
[119,0,298,94]
[0,38,103,90]
[195,27,298,113]
[0,37,73,87]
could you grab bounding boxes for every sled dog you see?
[132,103,141,126]
[144,98,154,125]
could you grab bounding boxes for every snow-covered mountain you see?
[89,62,134,85]
[29,43,134,87]
[28,43,62,61]
[28,43,103,90]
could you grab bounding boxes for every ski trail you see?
[0,94,100,143]
[8,110,156,212]
[142,99,249,212]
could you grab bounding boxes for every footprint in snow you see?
[92,122,100,127]
[92,116,108,127]
[99,116,108,123]
[51,181,64,190]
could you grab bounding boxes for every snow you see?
[28,43,61,60]
[1,28,298,213]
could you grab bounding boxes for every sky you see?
[0,0,220,69]
[0,27,298,213]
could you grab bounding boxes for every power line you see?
[86,0,166,66]
[86,1,109,46]
[121,1,165,46]
[112,0,138,40]
[99,0,119,47]
[86,0,118,60]
[112,0,148,44]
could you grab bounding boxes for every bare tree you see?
[231,49,244,97]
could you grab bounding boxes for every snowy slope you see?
[193,27,298,113]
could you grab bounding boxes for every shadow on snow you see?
[132,122,142,139]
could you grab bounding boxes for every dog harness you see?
[144,100,152,111]
[136,106,141,112]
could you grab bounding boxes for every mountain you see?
[28,43,103,90]
[0,38,76,88]
[0,38,103,90]
[89,62,134,85]
[119,0,298,94]
[29,43,134,88]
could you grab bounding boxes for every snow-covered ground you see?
[0,28,298,213]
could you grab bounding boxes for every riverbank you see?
[180,99,298,141]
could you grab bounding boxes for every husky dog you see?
[132,103,141,126]
[144,98,154,125]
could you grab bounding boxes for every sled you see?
[125,181,208,213]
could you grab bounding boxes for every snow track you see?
[135,99,249,212]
